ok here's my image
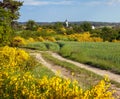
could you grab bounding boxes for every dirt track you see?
[51,52,120,83]
[30,51,120,96]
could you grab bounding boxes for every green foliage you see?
[19,30,56,39]
[80,22,92,32]
[31,64,55,78]
[18,30,35,39]
[0,7,12,46]
[25,42,47,51]
[26,20,38,31]
[52,22,67,34]
[17,21,120,42]
[66,28,74,35]
[0,7,11,26]
[72,24,83,33]
[116,30,120,40]
[25,42,60,52]
[0,0,23,46]
[101,27,118,41]
[54,22,64,29]
[0,0,23,22]
[0,25,12,46]
[44,42,60,52]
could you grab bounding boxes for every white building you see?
[92,26,95,29]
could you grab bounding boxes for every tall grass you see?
[31,63,55,78]
[59,42,120,74]
[25,42,60,52]
[25,42,47,50]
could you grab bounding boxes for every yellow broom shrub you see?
[0,46,29,67]
[12,36,26,47]
[68,32,103,42]
[0,71,116,99]
[27,37,35,43]
[37,36,45,42]
[45,36,56,42]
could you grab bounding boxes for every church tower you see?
[65,19,69,27]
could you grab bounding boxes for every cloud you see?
[106,0,120,5]
[78,0,120,6]
[82,1,102,6]
[21,0,73,6]
[20,0,120,6]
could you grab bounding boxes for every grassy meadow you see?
[59,42,120,74]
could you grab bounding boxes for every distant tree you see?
[66,28,74,35]
[117,32,120,40]
[54,22,63,29]
[91,29,101,37]
[113,27,120,40]
[101,27,118,41]
[26,20,38,31]
[53,22,64,34]
[72,24,83,33]
[80,22,92,32]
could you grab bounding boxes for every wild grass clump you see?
[25,42,47,51]
[25,42,60,52]
[44,42,60,52]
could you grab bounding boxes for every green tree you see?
[26,20,38,31]
[0,0,23,46]
[91,29,101,37]
[53,22,64,34]
[0,7,12,46]
[54,22,63,29]
[80,22,92,32]
[0,0,23,26]
[72,24,83,33]
[101,27,118,41]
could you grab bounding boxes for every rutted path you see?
[51,52,120,83]
[30,51,120,95]
[31,53,72,79]
[30,51,120,83]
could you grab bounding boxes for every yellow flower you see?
[71,72,75,76]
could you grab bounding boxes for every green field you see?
[25,41,120,74]
[58,42,120,74]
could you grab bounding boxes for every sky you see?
[18,0,120,22]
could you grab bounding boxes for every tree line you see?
[0,0,120,46]
[22,20,120,42]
